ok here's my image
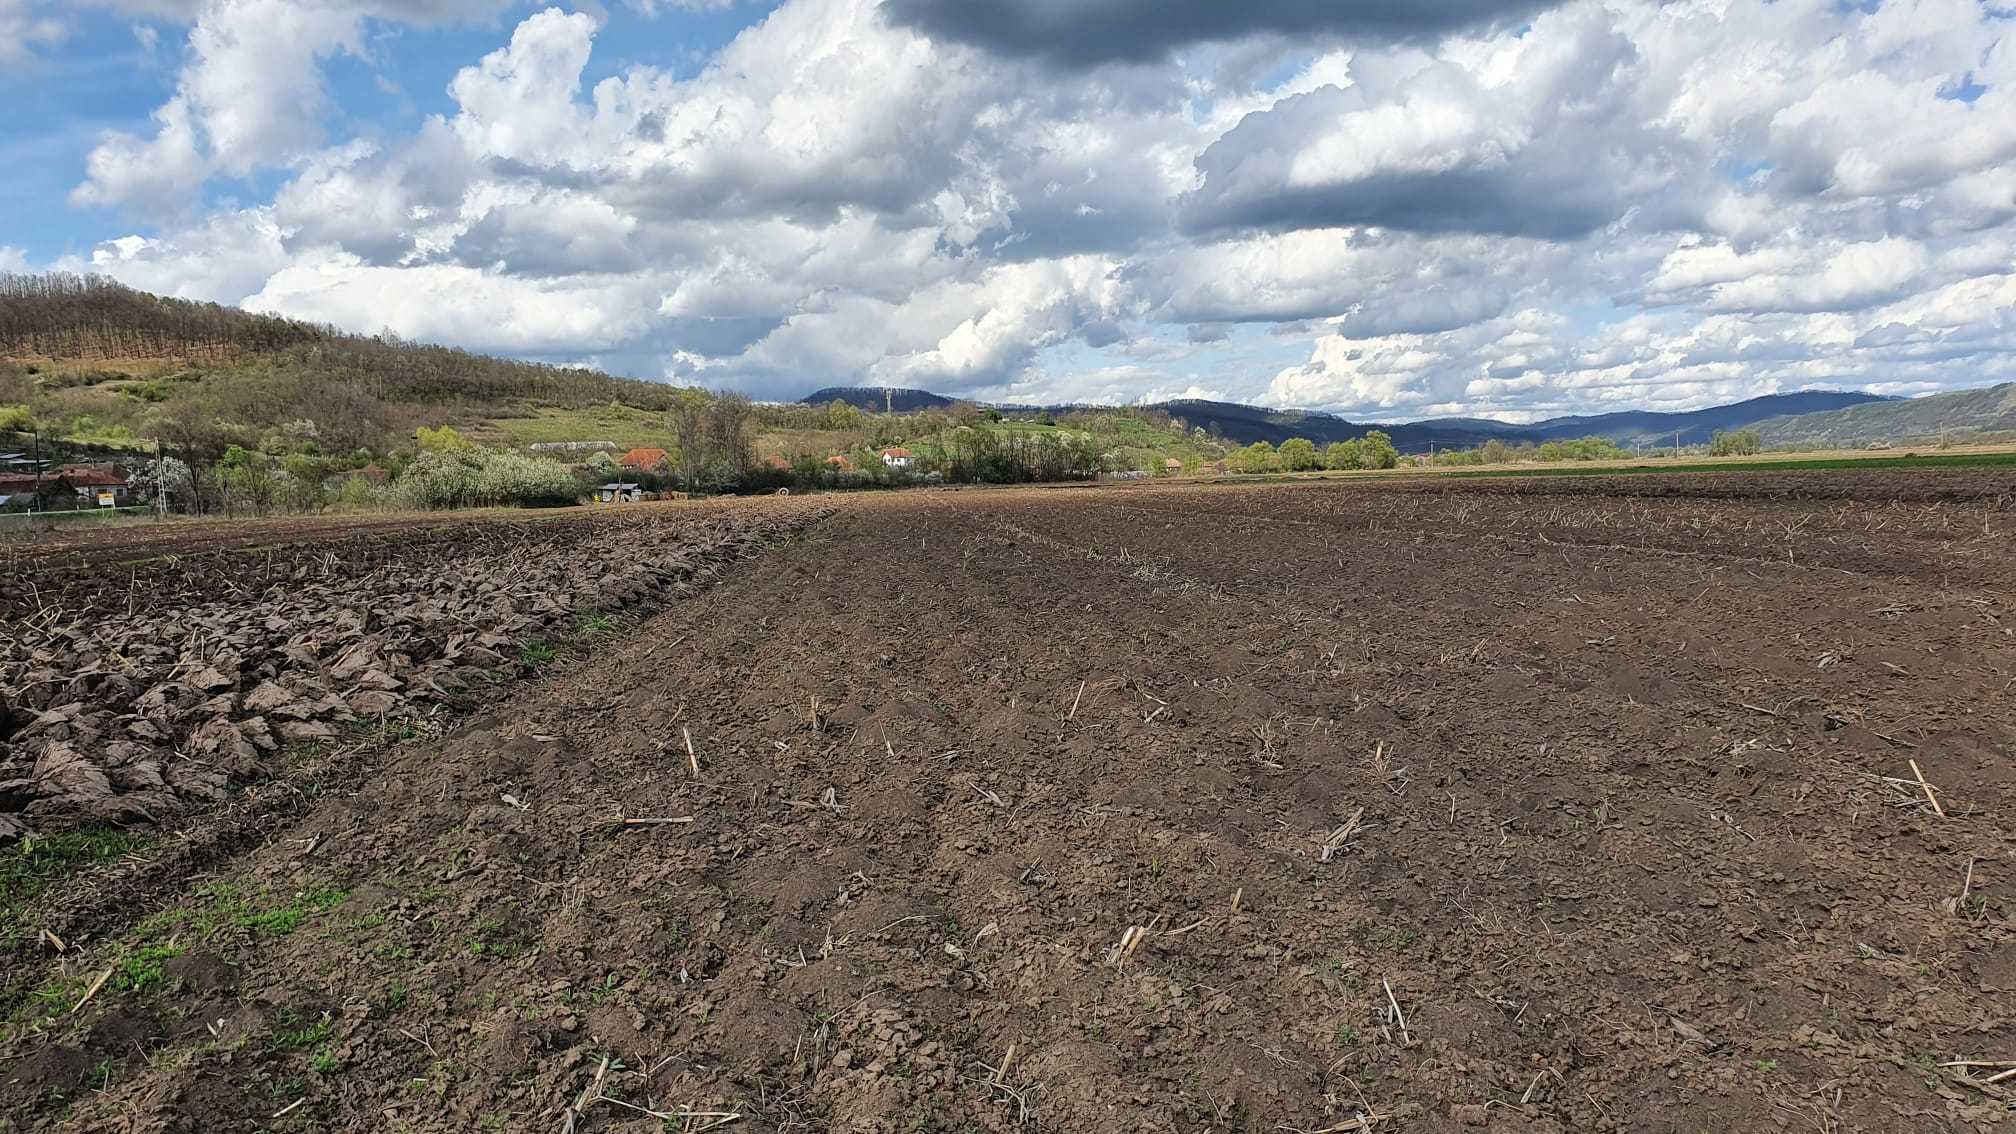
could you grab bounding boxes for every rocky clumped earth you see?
[0,502,823,839]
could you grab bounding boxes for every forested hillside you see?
[0,273,326,360]
[0,273,695,458]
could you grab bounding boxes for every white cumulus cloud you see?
[41,0,2016,413]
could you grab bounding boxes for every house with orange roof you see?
[619,447,670,472]
[879,446,914,470]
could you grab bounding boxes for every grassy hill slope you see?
[0,273,697,459]
[1755,382,2016,446]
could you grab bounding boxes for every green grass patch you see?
[0,969,89,1045]
[134,882,349,945]
[114,940,187,992]
[518,642,558,666]
[480,404,681,450]
[272,1010,334,1051]
[237,889,349,937]
[464,913,534,959]
[0,828,151,944]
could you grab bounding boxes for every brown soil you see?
[0,499,828,837]
[5,472,2015,1133]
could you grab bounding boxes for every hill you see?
[1756,382,2016,446]
[0,272,697,458]
[1148,399,1471,450]
[1146,390,1891,449]
[1509,391,1894,446]
[812,390,1896,450]
[801,386,957,413]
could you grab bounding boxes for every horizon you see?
[785,381,1919,429]
[2,2,2012,418]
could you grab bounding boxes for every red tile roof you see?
[880,447,914,458]
[619,448,670,469]
[60,468,128,487]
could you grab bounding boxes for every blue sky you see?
[1,2,768,261]
[2,0,2012,418]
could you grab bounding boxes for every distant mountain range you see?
[1755,382,2016,445]
[803,386,1901,450]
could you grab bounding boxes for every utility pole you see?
[155,437,169,519]
[30,428,41,514]
[1674,428,1681,457]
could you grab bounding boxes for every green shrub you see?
[336,474,382,510]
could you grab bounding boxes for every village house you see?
[0,474,53,511]
[0,465,130,510]
[58,465,130,507]
[596,482,644,503]
[826,455,854,471]
[619,447,670,472]
[880,447,915,469]
[1163,458,1184,475]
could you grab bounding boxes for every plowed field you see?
[5,471,2014,1134]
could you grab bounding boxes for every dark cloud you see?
[1081,319,1128,347]
[881,0,1561,67]
[448,201,642,278]
[656,315,788,358]
[1177,24,1669,241]
[1183,164,1623,239]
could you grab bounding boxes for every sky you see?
[1,0,2013,421]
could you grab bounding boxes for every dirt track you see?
[6,473,2016,1133]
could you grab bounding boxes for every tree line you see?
[0,273,327,360]
[1229,431,1402,473]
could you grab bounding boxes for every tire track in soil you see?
[16,475,2016,1134]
